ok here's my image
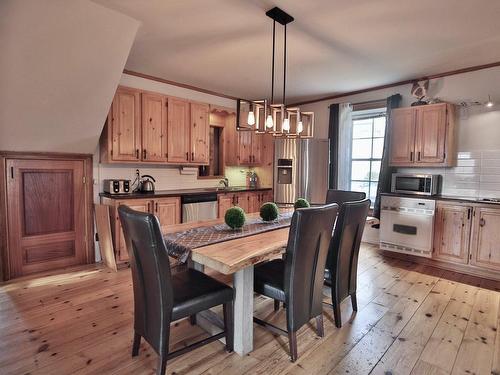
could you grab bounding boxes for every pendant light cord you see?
[271,20,275,105]
[283,23,287,106]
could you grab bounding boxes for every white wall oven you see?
[380,195,436,258]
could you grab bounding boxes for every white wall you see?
[0,0,139,153]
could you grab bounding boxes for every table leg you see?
[233,265,254,355]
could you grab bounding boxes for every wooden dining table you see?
[163,211,291,356]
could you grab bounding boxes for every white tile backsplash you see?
[398,149,500,199]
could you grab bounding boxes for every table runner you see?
[164,211,293,263]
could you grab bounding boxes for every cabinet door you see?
[235,192,249,213]
[117,199,152,261]
[415,104,447,164]
[190,102,210,164]
[262,190,274,203]
[470,207,500,271]
[248,192,261,213]
[223,113,239,166]
[111,87,141,161]
[251,132,262,165]
[167,97,191,163]
[141,93,168,162]
[238,130,252,165]
[153,197,181,233]
[389,108,415,166]
[433,203,471,264]
[218,194,234,218]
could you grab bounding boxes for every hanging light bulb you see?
[247,110,256,126]
[486,95,494,108]
[297,120,303,134]
[265,114,274,129]
[282,117,290,132]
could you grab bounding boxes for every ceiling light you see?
[297,121,303,134]
[247,110,255,126]
[265,114,274,129]
[282,118,290,132]
[486,95,494,108]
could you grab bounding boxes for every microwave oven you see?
[391,174,441,196]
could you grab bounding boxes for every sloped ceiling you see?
[93,0,500,103]
[0,0,139,154]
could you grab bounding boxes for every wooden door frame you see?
[0,151,95,281]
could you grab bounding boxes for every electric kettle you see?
[139,175,156,193]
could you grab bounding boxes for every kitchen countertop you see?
[99,186,272,200]
[381,192,500,206]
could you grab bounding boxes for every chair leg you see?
[351,294,358,312]
[332,299,342,328]
[223,302,234,352]
[157,355,167,375]
[189,314,197,325]
[315,314,324,337]
[132,332,141,357]
[288,331,298,362]
[274,299,280,312]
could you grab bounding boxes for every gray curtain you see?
[373,94,402,219]
[328,104,339,189]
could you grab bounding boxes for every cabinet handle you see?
[155,202,158,212]
[136,149,139,159]
[192,152,194,161]
[417,151,421,161]
[467,208,471,220]
[147,202,150,212]
[143,149,147,159]
[410,152,413,161]
[186,152,189,161]
[480,218,486,227]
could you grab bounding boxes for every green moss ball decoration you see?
[260,202,279,222]
[294,198,310,209]
[224,206,246,229]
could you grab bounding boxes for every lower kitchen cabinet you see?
[217,190,273,218]
[470,206,500,272]
[102,197,181,264]
[433,202,472,265]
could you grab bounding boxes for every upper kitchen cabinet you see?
[389,103,456,167]
[190,102,210,164]
[141,92,168,162]
[101,86,141,162]
[167,97,191,163]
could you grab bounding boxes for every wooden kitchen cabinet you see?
[389,103,456,167]
[433,202,472,265]
[141,92,168,162]
[190,102,210,164]
[223,114,264,166]
[103,197,181,264]
[247,192,262,213]
[218,193,235,218]
[101,86,142,162]
[217,190,273,217]
[167,97,191,163]
[470,206,500,272]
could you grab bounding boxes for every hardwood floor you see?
[0,243,499,375]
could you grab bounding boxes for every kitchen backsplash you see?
[398,150,500,198]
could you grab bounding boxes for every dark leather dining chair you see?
[324,199,370,328]
[253,203,339,362]
[118,206,234,375]
[325,189,366,206]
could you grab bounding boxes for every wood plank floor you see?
[1,244,499,375]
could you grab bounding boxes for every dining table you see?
[163,210,293,356]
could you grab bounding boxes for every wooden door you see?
[470,207,500,271]
[415,104,447,164]
[433,202,471,264]
[251,132,262,165]
[247,192,261,213]
[190,102,210,164]
[6,159,88,278]
[141,93,168,162]
[153,197,181,233]
[167,97,190,163]
[116,199,151,262]
[389,108,416,166]
[111,87,141,161]
[238,130,252,165]
[218,194,234,218]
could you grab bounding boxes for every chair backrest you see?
[118,205,173,355]
[283,203,338,332]
[326,199,370,303]
[325,189,366,207]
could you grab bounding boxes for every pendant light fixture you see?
[236,7,314,138]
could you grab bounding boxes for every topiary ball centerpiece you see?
[294,198,310,209]
[260,202,279,222]
[224,206,246,230]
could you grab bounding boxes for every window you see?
[350,109,386,206]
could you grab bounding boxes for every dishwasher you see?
[181,192,218,223]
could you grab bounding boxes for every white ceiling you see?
[94,0,500,103]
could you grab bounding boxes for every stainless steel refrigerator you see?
[274,138,330,205]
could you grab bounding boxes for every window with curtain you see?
[350,108,387,206]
